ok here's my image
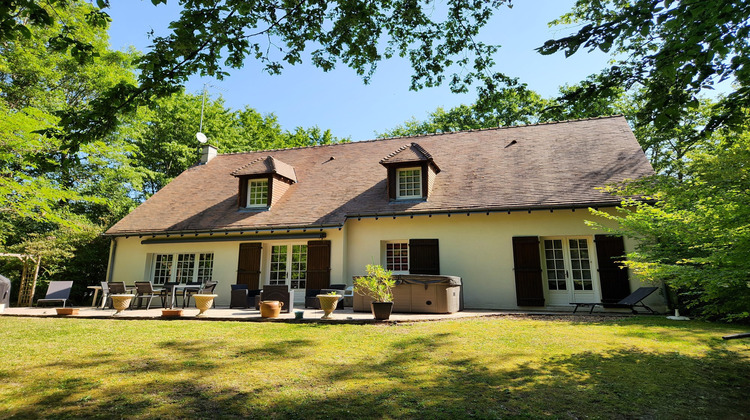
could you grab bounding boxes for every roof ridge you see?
[215,115,626,158]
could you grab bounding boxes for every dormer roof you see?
[379,143,440,172]
[231,156,297,183]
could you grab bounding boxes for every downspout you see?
[106,237,117,282]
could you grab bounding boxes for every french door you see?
[268,244,308,290]
[542,237,598,305]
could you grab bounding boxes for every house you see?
[104,116,664,311]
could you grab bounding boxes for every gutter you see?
[345,202,632,220]
[104,223,345,239]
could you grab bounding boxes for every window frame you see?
[383,240,409,274]
[246,178,269,208]
[396,167,422,200]
[266,242,308,290]
[150,252,215,285]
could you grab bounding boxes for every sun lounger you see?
[572,287,659,314]
[37,281,74,308]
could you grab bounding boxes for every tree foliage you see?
[130,90,347,198]
[591,131,750,321]
[539,0,750,134]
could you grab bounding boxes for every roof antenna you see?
[196,82,226,143]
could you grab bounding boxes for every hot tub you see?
[353,274,463,314]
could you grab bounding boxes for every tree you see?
[591,130,750,321]
[539,0,750,134]
[130,90,347,198]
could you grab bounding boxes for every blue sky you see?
[107,1,612,141]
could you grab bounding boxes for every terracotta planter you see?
[371,301,394,320]
[161,309,183,317]
[56,307,79,316]
[193,294,218,317]
[317,295,340,319]
[111,294,135,315]
[260,300,283,318]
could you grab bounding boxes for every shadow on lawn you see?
[7,331,750,419]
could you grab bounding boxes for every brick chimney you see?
[200,144,218,164]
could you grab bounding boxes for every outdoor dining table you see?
[87,285,102,307]
[156,284,202,309]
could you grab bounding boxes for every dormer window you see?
[232,156,297,210]
[247,178,269,207]
[380,143,440,202]
[397,167,422,199]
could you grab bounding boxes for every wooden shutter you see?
[238,177,248,208]
[387,167,397,200]
[512,236,545,306]
[409,239,439,275]
[237,243,262,288]
[306,240,331,290]
[594,235,630,304]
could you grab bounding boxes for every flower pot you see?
[260,300,283,318]
[193,294,218,317]
[111,294,135,315]
[161,309,183,317]
[371,301,394,320]
[317,295,340,319]
[56,307,79,316]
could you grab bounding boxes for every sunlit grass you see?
[0,316,748,419]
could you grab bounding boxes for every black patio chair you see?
[133,282,159,310]
[36,281,73,307]
[159,282,178,308]
[572,287,660,314]
[184,281,217,308]
[181,281,203,308]
[259,285,294,313]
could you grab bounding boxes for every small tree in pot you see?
[353,264,396,320]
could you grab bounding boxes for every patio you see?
[0,305,609,323]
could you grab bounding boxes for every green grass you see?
[0,316,748,419]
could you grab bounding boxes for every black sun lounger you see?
[572,287,659,314]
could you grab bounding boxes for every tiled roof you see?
[106,116,654,235]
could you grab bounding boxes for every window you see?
[397,167,422,199]
[543,238,593,292]
[150,253,214,285]
[385,242,409,273]
[269,244,308,289]
[247,178,268,207]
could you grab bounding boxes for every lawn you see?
[0,315,748,419]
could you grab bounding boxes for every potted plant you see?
[353,264,396,320]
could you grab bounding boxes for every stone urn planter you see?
[193,294,218,317]
[260,300,283,318]
[56,307,79,316]
[110,294,135,315]
[317,294,341,319]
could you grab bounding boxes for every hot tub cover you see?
[394,274,461,287]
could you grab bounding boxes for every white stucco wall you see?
[107,208,664,311]
[343,208,663,311]
[108,228,345,307]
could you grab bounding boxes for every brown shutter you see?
[409,239,439,274]
[594,235,631,304]
[387,167,396,200]
[238,177,248,208]
[512,236,545,306]
[306,240,331,289]
[237,243,262,288]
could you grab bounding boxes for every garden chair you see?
[158,282,178,308]
[99,281,111,309]
[36,281,73,308]
[259,285,294,313]
[184,281,217,308]
[571,287,659,314]
[180,281,202,308]
[133,281,159,309]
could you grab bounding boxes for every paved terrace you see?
[0,305,633,323]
